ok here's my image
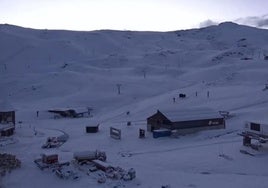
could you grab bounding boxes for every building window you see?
[250,123,260,132]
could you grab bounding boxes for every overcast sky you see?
[0,0,268,31]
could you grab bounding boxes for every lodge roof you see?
[159,108,222,122]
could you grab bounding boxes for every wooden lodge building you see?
[0,100,15,136]
[147,108,225,134]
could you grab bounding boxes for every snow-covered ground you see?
[1,22,268,188]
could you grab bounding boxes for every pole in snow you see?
[116,84,122,95]
[142,70,146,79]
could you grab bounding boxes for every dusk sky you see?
[1,0,268,31]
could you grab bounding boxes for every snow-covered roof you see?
[0,100,15,112]
[49,107,90,113]
[246,120,268,126]
[74,107,91,113]
[160,108,222,122]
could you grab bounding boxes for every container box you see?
[86,125,99,133]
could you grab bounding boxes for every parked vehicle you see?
[73,150,106,163]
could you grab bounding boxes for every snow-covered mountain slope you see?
[1,23,268,188]
[1,22,268,111]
